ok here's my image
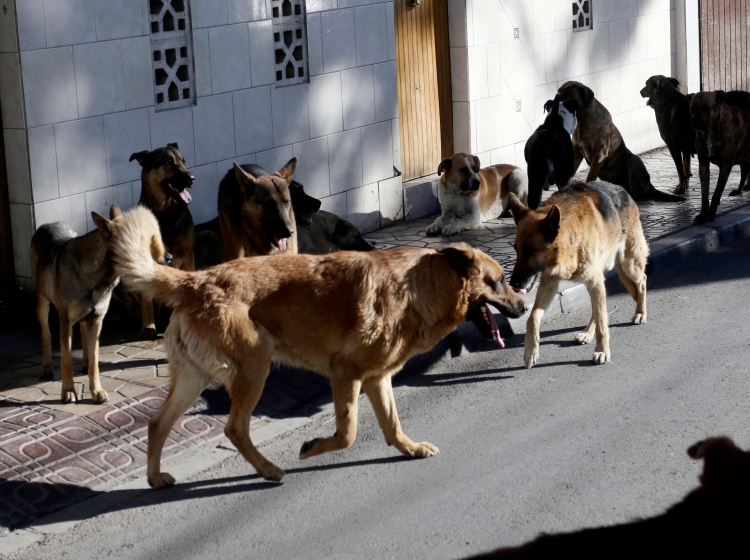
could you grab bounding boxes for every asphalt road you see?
[8,238,750,560]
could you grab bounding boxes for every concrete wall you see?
[0,0,401,287]
[448,0,679,170]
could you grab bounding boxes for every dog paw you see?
[673,185,686,195]
[632,313,647,325]
[693,212,713,225]
[148,472,176,490]
[61,388,78,404]
[258,463,285,482]
[524,346,539,369]
[39,364,54,380]
[91,389,109,404]
[574,331,594,345]
[140,326,158,340]
[405,442,439,458]
[426,223,442,236]
[592,351,610,365]
[729,189,743,197]
[299,438,321,460]
[442,224,464,237]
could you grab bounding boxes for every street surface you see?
[7,238,750,560]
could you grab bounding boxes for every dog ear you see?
[715,90,727,105]
[91,212,115,234]
[233,162,256,196]
[436,243,477,277]
[540,205,561,242]
[129,151,150,166]
[581,85,595,108]
[437,158,452,176]
[471,155,481,173]
[109,204,124,221]
[687,437,745,488]
[167,142,179,149]
[275,158,298,182]
[507,193,529,224]
[667,77,680,88]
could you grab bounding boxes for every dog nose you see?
[164,252,173,265]
[522,303,531,314]
[187,175,195,185]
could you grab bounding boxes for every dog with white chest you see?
[427,153,529,237]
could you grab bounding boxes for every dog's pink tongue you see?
[276,237,287,252]
[486,305,505,349]
[514,287,528,295]
[179,190,192,204]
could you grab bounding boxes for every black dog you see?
[467,437,750,559]
[524,95,576,209]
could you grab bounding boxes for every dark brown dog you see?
[466,437,750,559]
[297,210,374,254]
[558,81,684,203]
[690,90,750,224]
[218,159,299,259]
[640,75,695,194]
[129,143,195,339]
[111,207,527,488]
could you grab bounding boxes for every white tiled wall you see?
[1,0,402,284]
[450,0,678,169]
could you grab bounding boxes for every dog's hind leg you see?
[141,296,157,340]
[59,315,77,403]
[585,273,610,365]
[147,360,211,489]
[616,230,648,325]
[730,163,749,196]
[363,375,438,458]
[524,280,559,369]
[36,294,53,379]
[574,316,596,345]
[225,359,285,482]
[299,376,362,459]
[82,315,108,403]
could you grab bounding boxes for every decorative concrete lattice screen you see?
[148,0,196,110]
[272,0,309,87]
[572,0,593,32]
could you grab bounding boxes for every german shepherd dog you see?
[524,95,577,209]
[218,158,314,259]
[111,206,527,488]
[467,437,750,559]
[30,205,171,403]
[129,143,195,339]
[508,182,648,368]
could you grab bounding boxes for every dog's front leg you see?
[705,165,733,221]
[300,377,362,459]
[694,154,712,224]
[585,157,602,182]
[59,315,77,403]
[668,145,687,194]
[426,215,444,236]
[524,280,559,369]
[36,294,53,379]
[83,315,108,404]
[141,295,157,340]
[363,375,438,458]
[442,215,481,237]
[586,274,610,364]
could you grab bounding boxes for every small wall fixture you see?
[409,0,421,7]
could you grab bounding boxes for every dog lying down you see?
[111,206,527,489]
[467,436,750,558]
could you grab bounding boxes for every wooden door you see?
[394,0,453,181]
[700,0,749,91]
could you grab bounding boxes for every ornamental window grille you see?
[148,0,196,111]
[272,0,309,87]
[572,0,593,32]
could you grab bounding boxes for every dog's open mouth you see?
[512,275,540,295]
[468,304,505,348]
[274,236,288,252]
[163,181,192,204]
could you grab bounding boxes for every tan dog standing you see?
[690,91,750,224]
[427,154,529,237]
[30,205,171,403]
[111,206,527,489]
[508,181,648,368]
[218,159,298,259]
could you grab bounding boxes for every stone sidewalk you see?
[1,147,749,531]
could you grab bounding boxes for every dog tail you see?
[111,205,187,308]
[647,184,686,202]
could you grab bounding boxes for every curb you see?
[3,203,750,555]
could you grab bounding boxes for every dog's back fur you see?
[111,205,526,489]
[467,437,750,559]
[524,96,576,208]
[509,181,649,368]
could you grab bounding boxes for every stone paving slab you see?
[2,146,750,531]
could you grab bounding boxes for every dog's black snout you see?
[522,303,531,314]
[187,174,195,185]
[469,177,480,191]
[164,252,173,265]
